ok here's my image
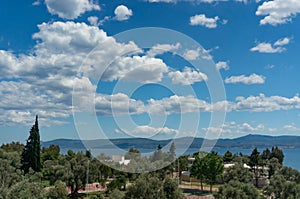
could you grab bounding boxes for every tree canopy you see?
[21,115,41,174]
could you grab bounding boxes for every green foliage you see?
[168,142,176,161]
[280,166,300,183]
[67,152,88,195]
[217,163,259,198]
[249,148,260,168]
[1,135,299,199]
[1,142,24,153]
[124,175,164,199]
[177,155,188,172]
[267,157,282,179]
[21,115,41,174]
[262,146,284,165]
[109,189,125,199]
[5,179,45,199]
[249,148,262,187]
[41,145,60,162]
[151,145,163,162]
[88,158,103,183]
[124,175,183,199]
[214,180,259,199]
[264,173,300,199]
[52,151,89,196]
[207,152,224,191]
[46,180,68,199]
[124,147,141,160]
[270,146,284,165]
[223,163,253,184]
[191,152,224,192]
[190,155,206,191]
[223,150,233,163]
[0,150,23,198]
[163,178,183,199]
[107,179,122,193]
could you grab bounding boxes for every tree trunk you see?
[254,168,259,187]
[200,178,203,191]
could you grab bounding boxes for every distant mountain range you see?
[42,134,300,154]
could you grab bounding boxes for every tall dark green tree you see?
[223,150,233,163]
[169,142,176,160]
[270,146,284,165]
[249,148,261,187]
[21,115,41,174]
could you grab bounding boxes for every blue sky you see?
[0,0,300,143]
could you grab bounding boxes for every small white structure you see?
[187,157,195,169]
[224,163,235,169]
[112,155,130,166]
[224,163,251,169]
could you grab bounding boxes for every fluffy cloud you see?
[256,0,300,26]
[147,43,180,57]
[147,0,250,3]
[0,21,173,125]
[95,93,144,115]
[146,95,208,115]
[225,73,265,84]
[118,56,169,83]
[45,0,100,19]
[183,48,200,60]
[168,67,208,85]
[31,21,168,84]
[103,56,168,83]
[32,21,108,54]
[234,94,300,112]
[250,43,284,53]
[88,16,100,26]
[1,21,300,126]
[183,47,212,61]
[0,81,70,126]
[114,5,133,21]
[274,37,291,46]
[145,95,229,115]
[241,123,264,132]
[128,125,179,137]
[96,93,300,116]
[283,124,300,131]
[190,14,219,28]
[216,61,230,70]
[250,37,290,53]
[203,122,265,135]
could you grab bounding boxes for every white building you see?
[112,155,130,166]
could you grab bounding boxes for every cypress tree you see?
[21,115,41,173]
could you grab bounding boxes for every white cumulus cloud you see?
[250,37,290,53]
[256,0,300,26]
[183,47,212,60]
[216,61,230,70]
[283,124,300,131]
[190,14,219,28]
[168,67,208,85]
[147,43,180,57]
[225,73,266,84]
[114,5,133,21]
[45,0,100,19]
[274,37,291,46]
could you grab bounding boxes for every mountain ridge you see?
[41,134,300,152]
